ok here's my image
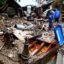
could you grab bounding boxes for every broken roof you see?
[14,0,54,7]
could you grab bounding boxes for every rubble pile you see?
[0,13,63,64]
[0,14,57,64]
[0,0,64,64]
[0,14,50,64]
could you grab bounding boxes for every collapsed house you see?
[0,0,54,18]
[0,0,64,64]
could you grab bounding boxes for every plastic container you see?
[27,6,31,16]
[14,24,25,30]
[54,25,64,45]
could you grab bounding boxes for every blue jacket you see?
[54,9,61,18]
[47,12,54,21]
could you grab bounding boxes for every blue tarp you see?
[54,25,64,45]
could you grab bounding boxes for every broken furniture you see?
[27,36,59,64]
[29,32,59,56]
[17,33,59,64]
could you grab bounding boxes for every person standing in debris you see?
[46,10,54,30]
[54,8,61,22]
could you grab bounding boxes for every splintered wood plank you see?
[13,29,25,41]
[29,41,37,48]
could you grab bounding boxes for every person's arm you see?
[34,18,43,21]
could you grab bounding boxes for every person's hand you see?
[24,35,33,39]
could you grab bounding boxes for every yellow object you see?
[62,17,64,18]
[39,46,48,54]
[51,55,56,60]
[62,11,64,12]
[62,14,64,15]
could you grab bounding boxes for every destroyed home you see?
[0,0,64,64]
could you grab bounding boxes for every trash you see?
[13,29,33,41]
[13,29,25,41]
[26,24,33,29]
[14,23,33,30]
[14,24,25,30]
[8,53,13,58]
[0,32,3,35]
[37,32,55,43]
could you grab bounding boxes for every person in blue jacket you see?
[54,8,61,22]
[47,10,54,30]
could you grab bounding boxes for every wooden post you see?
[62,1,64,22]
[39,0,43,16]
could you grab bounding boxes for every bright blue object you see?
[61,24,64,35]
[47,11,54,21]
[54,8,61,18]
[54,25,64,45]
[47,10,54,29]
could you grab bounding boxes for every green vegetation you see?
[0,0,7,5]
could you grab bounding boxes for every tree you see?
[0,0,7,6]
